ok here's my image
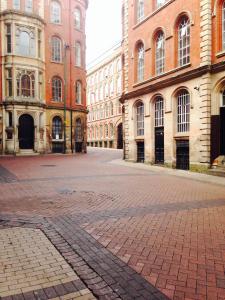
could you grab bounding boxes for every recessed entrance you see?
[155,127,164,164]
[176,140,189,170]
[137,141,144,163]
[117,123,123,149]
[220,107,225,155]
[18,114,34,150]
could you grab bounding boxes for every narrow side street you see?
[0,148,225,300]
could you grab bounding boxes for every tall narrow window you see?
[178,16,190,66]
[75,42,81,66]
[137,43,144,82]
[155,97,164,127]
[6,24,12,54]
[51,37,61,62]
[76,81,82,104]
[6,69,13,97]
[177,90,190,132]
[223,2,225,50]
[222,90,225,106]
[74,8,81,29]
[137,0,144,23]
[17,71,35,97]
[136,102,144,136]
[38,30,42,58]
[18,31,32,57]
[52,116,62,139]
[13,0,20,9]
[25,0,33,12]
[52,77,62,102]
[51,1,61,24]
[155,32,165,75]
[105,124,109,138]
[75,118,83,141]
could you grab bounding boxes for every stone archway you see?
[18,114,34,150]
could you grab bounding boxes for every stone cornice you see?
[2,100,46,108]
[0,9,45,24]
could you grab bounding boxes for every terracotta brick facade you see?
[121,0,225,171]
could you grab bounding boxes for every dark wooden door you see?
[220,107,225,155]
[176,140,189,170]
[137,141,144,163]
[155,127,164,164]
[117,123,123,149]
[18,114,34,149]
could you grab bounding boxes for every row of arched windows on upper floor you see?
[135,14,190,82]
[88,102,122,122]
[136,0,170,24]
[51,77,83,104]
[51,37,82,67]
[134,89,190,136]
[12,0,83,30]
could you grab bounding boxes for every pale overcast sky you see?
[86,0,122,66]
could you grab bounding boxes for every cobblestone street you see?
[0,148,225,300]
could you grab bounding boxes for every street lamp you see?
[63,44,70,154]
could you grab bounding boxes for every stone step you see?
[17,150,40,156]
[208,168,225,178]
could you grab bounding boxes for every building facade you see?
[0,0,88,155]
[120,0,225,171]
[87,46,123,149]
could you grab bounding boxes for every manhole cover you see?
[58,188,76,195]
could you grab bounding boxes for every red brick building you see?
[0,0,88,154]
[121,0,225,171]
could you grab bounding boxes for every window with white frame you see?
[74,8,81,30]
[155,32,165,75]
[136,102,144,136]
[137,43,144,82]
[6,24,12,54]
[17,29,35,57]
[155,96,164,127]
[51,1,61,24]
[51,36,61,62]
[137,0,144,23]
[13,0,20,9]
[52,116,62,139]
[76,81,82,104]
[100,125,103,139]
[177,90,190,132]
[222,2,225,50]
[178,16,190,66]
[25,0,33,12]
[75,42,82,67]
[156,0,166,9]
[52,77,62,102]
[110,123,114,137]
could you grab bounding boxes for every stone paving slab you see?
[0,227,96,300]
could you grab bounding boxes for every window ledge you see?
[216,51,225,58]
[174,133,189,139]
[133,0,175,29]
[133,63,191,88]
[51,61,63,65]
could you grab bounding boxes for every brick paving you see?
[0,148,225,299]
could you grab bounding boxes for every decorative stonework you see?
[200,0,212,66]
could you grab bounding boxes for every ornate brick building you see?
[87,46,123,149]
[0,0,88,155]
[120,0,225,171]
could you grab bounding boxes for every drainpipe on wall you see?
[63,44,70,154]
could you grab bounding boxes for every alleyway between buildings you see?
[0,148,225,300]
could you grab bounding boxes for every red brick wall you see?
[44,0,87,110]
[126,0,201,91]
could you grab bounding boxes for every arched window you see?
[51,1,61,24]
[155,96,164,127]
[177,90,190,132]
[52,77,62,102]
[75,118,83,141]
[110,102,114,116]
[100,125,103,139]
[222,2,225,50]
[137,0,144,23]
[155,32,165,75]
[75,42,82,66]
[105,124,109,138]
[74,8,81,29]
[137,43,144,82]
[52,116,62,139]
[110,123,114,137]
[156,0,166,9]
[18,31,34,57]
[25,0,33,12]
[51,36,61,62]
[136,102,144,136]
[17,72,35,97]
[76,81,82,104]
[178,16,190,66]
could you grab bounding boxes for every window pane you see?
[51,1,61,23]
[137,44,144,82]
[155,97,164,127]
[51,37,61,62]
[137,102,144,136]
[177,91,190,132]
[155,32,165,75]
[178,17,190,66]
